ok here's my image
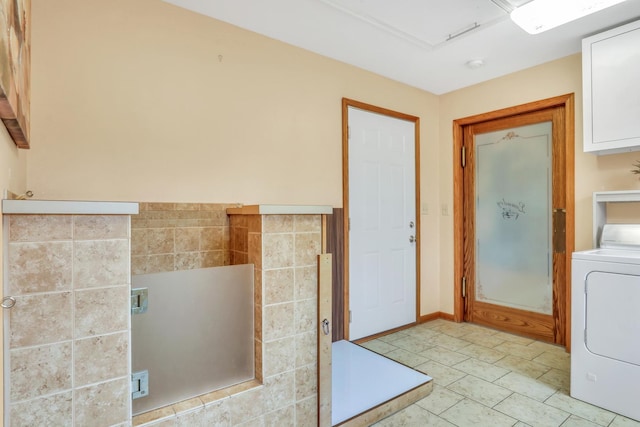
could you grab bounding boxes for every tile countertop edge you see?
[226,205,333,215]
[1,199,139,215]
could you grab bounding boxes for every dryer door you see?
[585,271,640,366]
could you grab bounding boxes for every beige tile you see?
[495,332,536,346]
[404,325,441,340]
[263,215,294,233]
[375,403,455,426]
[9,214,72,241]
[264,268,294,304]
[458,344,507,363]
[392,335,435,354]
[131,229,148,256]
[248,233,262,269]
[75,286,129,337]
[295,364,317,401]
[228,386,265,425]
[294,266,317,301]
[493,341,546,360]
[295,396,317,425]
[359,339,398,355]
[74,332,128,386]
[532,350,571,372]
[419,346,469,366]
[10,342,72,401]
[204,398,231,426]
[415,361,466,386]
[461,330,506,348]
[74,239,129,288]
[415,384,464,415]
[429,334,471,351]
[544,392,617,426]
[494,372,556,401]
[145,254,175,274]
[494,355,551,379]
[447,375,512,407]
[131,255,148,275]
[295,331,317,367]
[264,371,295,412]
[294,232,321,267]
[452,358,510,382]
[175,407,206,427]
[538,368,571,392]
[147,228,175,254]
[262,234,294,269]
[430,322,474,338]
[441,398,517,427]
[202,250,225,267]
[560,415,602,427]
[10,391,73,426]
[493,393,570,426]
[175,227,200,252]
[200,227,224,251]
[264,337,295,377]
[74,215,129,240]
[294,215,322,232]
[74,377,130,426]
[175,252,202,270]
[386,348,429,368]
[610,415,640,426]
[10,292,72,347]
[295,298,316,334]
[133,405,175,426]
[264,405,295,427]
[9,241,73,294]
[263,303,294,341]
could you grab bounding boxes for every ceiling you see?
[161,0,640,94]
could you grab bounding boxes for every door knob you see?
[409,235,417,243]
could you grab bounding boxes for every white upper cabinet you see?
[583,19,640,155]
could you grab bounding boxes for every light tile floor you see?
[360,319,640,427]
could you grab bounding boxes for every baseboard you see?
[419,312,456,323]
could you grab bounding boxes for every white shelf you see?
[2,199,139,215]
[593,191,640,246]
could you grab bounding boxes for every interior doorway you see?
[341,98,420,341]
[453,94,575,347]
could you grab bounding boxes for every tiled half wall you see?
[133,211,324,426]
[5,214,131,426]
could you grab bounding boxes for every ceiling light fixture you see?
[510,0,628,34]
[466,59,485,69]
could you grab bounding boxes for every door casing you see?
[341,98,421,340]
[452,94,575,349]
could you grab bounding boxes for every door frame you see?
[452,94,575,349]
[342,98,421,340]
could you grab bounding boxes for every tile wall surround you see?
[4,205,325,426]
[5,213,132,426]
[131,203,240,276]
[133,212,324,426]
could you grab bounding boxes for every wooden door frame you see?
[341,97,421,340]
[452,94,575,349]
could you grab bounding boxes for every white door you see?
[348,106,417,340]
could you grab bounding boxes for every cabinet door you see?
[583,20,640,155]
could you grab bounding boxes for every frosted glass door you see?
[475,122,552,314]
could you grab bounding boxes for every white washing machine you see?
[571,224,640,421]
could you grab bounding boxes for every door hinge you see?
[462,276,466,298]
[348,217,351,231]
[131,370,149,399]
[348,126,351,140]
[461,146,466,168]
[131,288,148,315]
[349,310,352,323]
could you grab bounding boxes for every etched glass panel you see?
[475,122,552,314]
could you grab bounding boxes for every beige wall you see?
[438,54,640,314]
[28,0,441,316]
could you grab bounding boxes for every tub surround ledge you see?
[2,199,139,215]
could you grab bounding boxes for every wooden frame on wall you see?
[0,0,31,148]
